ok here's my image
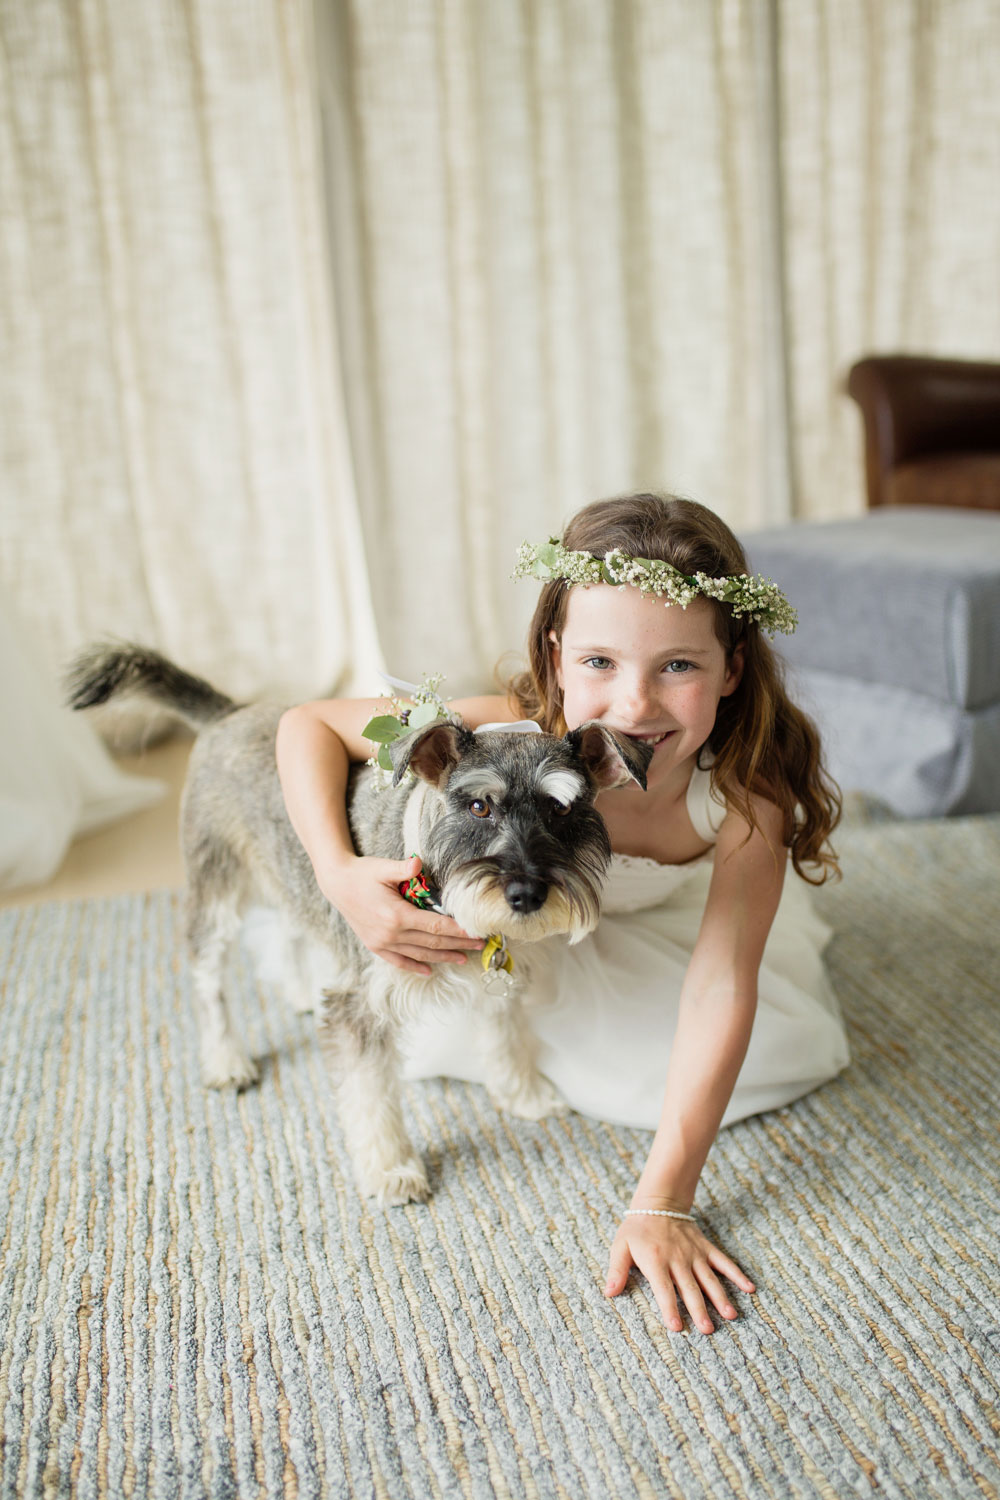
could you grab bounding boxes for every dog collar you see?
[398,866,445,913]
[399,863,515,991]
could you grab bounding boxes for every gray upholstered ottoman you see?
[745,507,1000,816]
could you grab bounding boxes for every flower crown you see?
[512,537,797,636]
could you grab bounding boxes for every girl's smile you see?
[549,586,743,793]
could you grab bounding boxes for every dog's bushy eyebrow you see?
[535,767,585,806]
[447,766,508,801]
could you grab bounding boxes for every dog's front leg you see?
[481,990,567,1121]
[316,993,430,1206]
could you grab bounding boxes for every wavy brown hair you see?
[508,493,841,882]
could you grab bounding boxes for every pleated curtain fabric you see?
[777,0,1000,521]
[316,0,789,692]
[1,1,998,700]
[317,0,1000,692]
[0,0,378,702]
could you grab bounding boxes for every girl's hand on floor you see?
[321,854,484,975]
[605,1212,756,1335]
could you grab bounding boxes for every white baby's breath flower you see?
[513,538,797,635]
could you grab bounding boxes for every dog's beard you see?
[441,862,602,945]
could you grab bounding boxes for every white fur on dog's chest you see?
[371,945,525,1028]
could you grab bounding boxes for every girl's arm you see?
[274,693,514,972]
[605,794,787,1333]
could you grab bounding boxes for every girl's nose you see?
[619,674,658,720]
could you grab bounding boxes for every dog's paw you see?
[368,1158,431,1207]
[490,1071,568,1121]
[201,1038,259,1090]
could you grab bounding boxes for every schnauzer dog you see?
[68,645,650,1204]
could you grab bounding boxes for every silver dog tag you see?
[481,966,515,995]
[481,937,515,994]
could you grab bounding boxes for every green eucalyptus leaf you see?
[408,700,444,731]
[377,743,395,771]
[363,715,403,744]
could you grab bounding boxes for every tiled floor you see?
[0,735,193,910]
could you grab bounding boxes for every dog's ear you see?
[565,721,651,792]
[389,718,475,788]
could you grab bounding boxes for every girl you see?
[275,493,848,1336]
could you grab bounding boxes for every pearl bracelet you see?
[624,1208,696,1222]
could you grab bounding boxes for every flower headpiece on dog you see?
[512,537,797,636]
[362,672,450,776]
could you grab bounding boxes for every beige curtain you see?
[317,0,1000,693]
[2,2,998,705]
[317,0,784,693]
[780,0,1000,518]
[0,0,378,702]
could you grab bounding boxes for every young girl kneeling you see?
[276,492,847,1336]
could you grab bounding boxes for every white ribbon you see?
[474,720,542,735]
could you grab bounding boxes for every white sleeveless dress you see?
[400,763,850,1129]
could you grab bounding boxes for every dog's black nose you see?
[504,876,548,914]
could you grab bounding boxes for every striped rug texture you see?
[2,816,999,1499]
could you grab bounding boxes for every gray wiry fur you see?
[68,644,651,1205]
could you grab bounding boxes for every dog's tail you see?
[66,642,238,731]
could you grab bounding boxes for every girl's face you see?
[549,585,743,785]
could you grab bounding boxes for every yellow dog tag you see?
[481,934,513,976]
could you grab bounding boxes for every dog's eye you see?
[468,799,491,819]
[549,799,572,817]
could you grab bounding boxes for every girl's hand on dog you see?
[323,854,484,974]
[605,1214,755,1335]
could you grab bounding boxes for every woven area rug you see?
[2,817,999,1499]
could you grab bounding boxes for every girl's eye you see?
[583,656,612,670]
[468,799,491,819]
[665,660,694,674]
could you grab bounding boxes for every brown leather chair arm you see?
[847,355,1000,507]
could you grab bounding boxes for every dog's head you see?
[390,719,651,944]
